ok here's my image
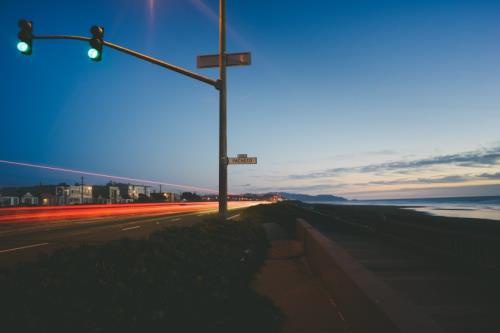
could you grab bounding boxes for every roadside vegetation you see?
[240,201,329,234]
[0,219,282,333]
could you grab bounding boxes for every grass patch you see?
[240,201,332,235]
[0,219,282,333]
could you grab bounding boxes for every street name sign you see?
[228,154,257,165]
[197,52,252,68]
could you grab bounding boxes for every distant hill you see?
[274,192,348,202]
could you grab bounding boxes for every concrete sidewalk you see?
[252,223,350,333]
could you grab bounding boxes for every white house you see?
[56,185,93,204]
[120,184,151,200]
[21,192,39,205]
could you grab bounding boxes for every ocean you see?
[309,196,500,221]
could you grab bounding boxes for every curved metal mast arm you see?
[34,34,218,88]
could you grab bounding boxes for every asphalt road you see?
[0,202,261,268]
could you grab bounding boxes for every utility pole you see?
[80,176,84,204]
[218,0,228,218]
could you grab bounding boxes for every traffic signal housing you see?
[17,19,33,55]
[88,26,104,61]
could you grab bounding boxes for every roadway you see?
[0,201,263,268]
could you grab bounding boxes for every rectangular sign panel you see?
[228,156,257,165]
[197,52,252,68]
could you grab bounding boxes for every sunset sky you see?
[1,0,500,199]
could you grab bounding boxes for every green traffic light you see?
[17,41,30,53]
[88,48,100,59]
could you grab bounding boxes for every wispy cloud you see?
[364,175,470,186]
[290,146,500,180]
[478,172,500,179]
[250,183,346,193]
[339,184,500,200]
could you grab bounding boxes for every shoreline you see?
[303,199,500,222]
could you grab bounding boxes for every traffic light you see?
[17,19,33,55]
[88,26,104,61]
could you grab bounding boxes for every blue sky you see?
[1,0,500,199]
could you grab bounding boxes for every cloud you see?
[364,175,471,186]
[340,184,500,200]
[478,172,500,179]
[290,146,500,180]
[250,183,346,193]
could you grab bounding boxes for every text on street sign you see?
[197,52,252,69]
[228,156,257,165]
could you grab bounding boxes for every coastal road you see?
[0,201,264,268]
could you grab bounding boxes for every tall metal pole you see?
[218,0,228,218]
[80,176,84,204]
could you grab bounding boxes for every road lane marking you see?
[227,214,240,220]
[122,226,141,231]
[0,242,50,254]
[69,231,90,237]
[171,218,181,222]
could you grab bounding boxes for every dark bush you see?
[0,219,281,333]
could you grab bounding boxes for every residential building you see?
[40,193,57,206]
[56,185,93,204]
[162,192,176,202]
[0,196,19,207]
[116,184,151,201]
[150,191,177,202]
[21,192,39,205]
[93,185,121,204]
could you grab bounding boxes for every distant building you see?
[56,185,93,204]
[93,185,121,204]
[163,192,176,202]
[150,192,177,202]
[40,193,57,206]
[21,192,39,205]
[116,184,151,201]
[0,196,19,207]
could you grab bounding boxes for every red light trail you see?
[0,159,218,194]
[0,201,263,224]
